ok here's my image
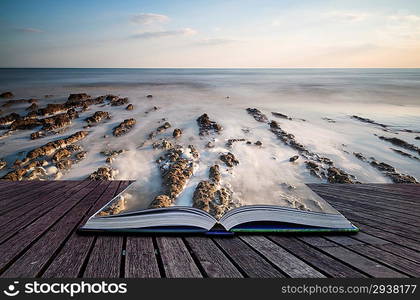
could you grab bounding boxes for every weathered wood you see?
[156,237,202,278]
[213,237,284,278]
[42,181,121,278]
[125,237,160,278]
[240,235,325,278]
[269,236,367,278]
[185,237,243,278]
[1,181,110,277]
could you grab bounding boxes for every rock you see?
[197,113,222,135]
[289,155,299,162]
[56,158,73,170]
[246,108,268,123]
[0,159,6,170]
[113,118,136,136]
[378,136,420,155]
[149,122,172,139]
[98,196,126,216]
[75,151,87,161]
[188,145,200,159]
[68,93,90,102]
[390,148,419,160]
[220,152,239,167]
[192,181,218,213]
[0,112,21,126]
[173,128,182,139]
[327,167,354,184]
[150,195,172,208]
[52,148,72,163]
[0,92,14,98]
[26,103,38,111]
[206,141,215,148]
[110,97,129,106]
[87,167,115,180]
[10,118,42,130]
[2,160,47,180]
[85,111,111,124]
[152,139,173,150]
[2,98,38,108]
[272,112,292,120]
[322,117,336,123]
[145,106,159,114]
[254,141,262,146]
[351,115,388,128]
[126,104,134,110]
[146,94,153,98]
[226,138,246,147]
[209,164,221,183]
[415,136,420,140]
[353,152,366,161]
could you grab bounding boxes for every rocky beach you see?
[0,68,419,217]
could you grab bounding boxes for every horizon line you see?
[1,67,420,69]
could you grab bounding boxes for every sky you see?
[1,0,420,68]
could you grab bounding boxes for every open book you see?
[79,183,358,234]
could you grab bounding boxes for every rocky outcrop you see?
[0,92,14,98]
[2,98,38,107]
[85,111,111,124]
[126,104,134,110]
[10,118,42,130]
[289,155,299,162]
[149,122,171,139]
[110,97,129,106]
[16,131,89,166]
[26,103,38,111]
[173,128,182,138]
[113,118,136,136]
[209,164,221,183]
[378,136,420,155]
[152,139,173,150]
[390,148,420,160]
[97,196,126,216]
[0,113,20,126]
[31,109,78,139]
[101,149,125,163]
[246,108,268,123]
[150,194,172,209]
[87,166,116,180]
[226,138,246,148]
[68,93,90,102]
[2,160,48,181]
[352,115,388,128]
[220,152,239,167]
[272,112,292,120]
[196,113,222,135]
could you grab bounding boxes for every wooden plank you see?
[268,236,367,278]
[378,244,420,265]
[42,181,122,278]
[0,181,36,198]
[0,181,100,274]
[83,236,123,278]
[297,236,408,278]
[156,237,202,278]
[184,237,243,278]
[125,237,160,278]
[1,181,110,277]
[213,237,284,278]
[240,235,325,278]
[0,181,90,244]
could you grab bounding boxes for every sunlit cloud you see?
[130,28,197,39]
[131,13,170,25]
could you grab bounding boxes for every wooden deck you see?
[0,181,419,278]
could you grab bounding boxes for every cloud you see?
[327,11,369,22]
[131,13,170,25]
[15,27,43,33]
[130,28,197,39]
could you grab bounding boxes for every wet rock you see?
[2,160,47,180]
[56,158,73,170]
[226,138,246,148]
[19,131,89,166]
[206,141,215,148]
[390,148,419,161]
[0,92,14,98]
[113,118,136,136]
[0,112,21,126]
[254,140,263,146]
[173,128,182,139]
[416,136,420,140]
[351,115,388,128]
[327,167,355,184]
[378,136,420,155]
[149,122,171,139]
[10,118,42,130]
[2,98,38,108]
[110,97,129,106]
[98,197,126,216]
[220,152,239,167]
[75,151,87,161]
[272,112,292,120]
[38,103,67,116]
[52,148,72,163]
[101,149,124,163]
[289,155,299,162]
[150,194,172,208]
[0,159,6,170]
[209,164,221,183]
[26,103,38,111]
[146,94,153,98]
[353,152,366,161]
[68,93,90,103]
[322,117,336,123]
[188,145,200,159]
[152,139,173,150]
[246,108,268,123]
[305,161,320,176]
[197,113,223,135]
[126,104,134,110]
[192,181,218,213]
[87,166,115,180]
[85,111,111,124]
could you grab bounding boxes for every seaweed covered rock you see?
[196,113,222,135]
[220,152,239,167]
[113,118,136,136]
[85,111,111,124]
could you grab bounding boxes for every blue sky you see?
[1,0,420,67]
